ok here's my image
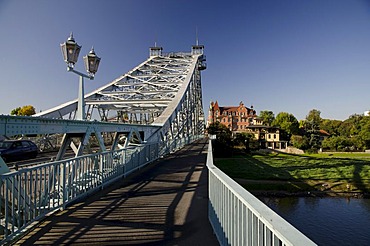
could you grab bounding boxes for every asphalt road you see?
[14,138,219,245]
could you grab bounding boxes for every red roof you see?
[318,129,330,136]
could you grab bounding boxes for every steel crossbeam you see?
[0,45,207,243]
[30,47,205,153]
[34,52,203,126]
[0,45,206,163]
[0,115,158,138]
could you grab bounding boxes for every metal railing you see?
[206,140,317,246]
[0,135,202,244]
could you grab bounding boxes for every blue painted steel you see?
[0,135,200,244]
[206,140,317,246]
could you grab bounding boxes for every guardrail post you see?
[62,163,67,209]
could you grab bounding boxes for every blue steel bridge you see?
[0,44,316,245]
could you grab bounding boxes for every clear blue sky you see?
[1,0,370,120]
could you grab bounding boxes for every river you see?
[259,197,370,246]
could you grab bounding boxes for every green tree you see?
[337,121,353,137]
[233,132,258,152]
[10,105,36,116]
[207,122,233,157]
[305,109,322,131]
[357,117,370,150]
[299,120,306,129]
[291,135,309,150]
[10,107,21,116]
[272,112,299,136]
[303,109,323,152]
[259,110,275,126]
[207,121,231,135]
[320,115,370,151]
[320,119,342,136]
[19,105,36,116]
[322,136,353,151]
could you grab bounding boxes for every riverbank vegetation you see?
[215,151,370,197]
[261,109,370,152]
[208,108,370,197]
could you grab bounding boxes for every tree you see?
[207,122,233,157]
[357,117,370,150]
[337,121,352,137]
[207,121,231,135]
[291,135,309,150]
[10,107,21,116]
[319,115,370,151]
[299,120,306,129]
[322,136,353,151]
[320,119,342,136]
[19,105,36,116]
[259,110,275,126]
[272,112,299,136]
[233,132,258,152]
[302,109,323,152]
[305,109,322,131]
[10,105,36,116]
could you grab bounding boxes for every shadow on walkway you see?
[15,139,219,246]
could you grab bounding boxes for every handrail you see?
[206,140,317,246]
[0,135,201,245]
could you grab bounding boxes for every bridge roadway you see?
[14,138,219,245]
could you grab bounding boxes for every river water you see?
[259,197,370,246]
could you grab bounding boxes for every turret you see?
[149,45,163,57]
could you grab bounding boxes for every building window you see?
[274,134,276,139]
[268,134,271,139]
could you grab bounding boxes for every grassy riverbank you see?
[215,151,370,197]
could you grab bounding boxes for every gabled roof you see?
[212,101,220,111]
[211,101,253,111]
[220,106,239,112]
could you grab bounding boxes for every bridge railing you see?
[0,143,156,243]
[206,140,317,246]
[0,135,202,244]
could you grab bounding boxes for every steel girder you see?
[35,53,200,123]
[0,48,206,161]
[33,49,206,144]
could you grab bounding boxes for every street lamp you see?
[60,33,101,120]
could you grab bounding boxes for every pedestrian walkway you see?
[15,139,219,245]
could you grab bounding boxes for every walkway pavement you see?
[15,138,219,245]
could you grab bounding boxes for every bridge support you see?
[0,157,10,175]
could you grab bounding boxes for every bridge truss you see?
[35,46,206,136]
[0,45,206,243]
[1,45,206,162]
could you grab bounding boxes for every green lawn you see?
[215,152,370,194]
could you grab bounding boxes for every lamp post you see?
[60,33,101,120]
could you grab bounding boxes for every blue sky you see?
[1,0,370,120]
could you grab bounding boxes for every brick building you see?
[207,101,256,131]
[207,101,287,149]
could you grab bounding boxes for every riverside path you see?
[14,138,219,245]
